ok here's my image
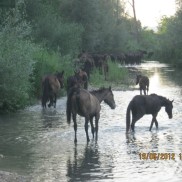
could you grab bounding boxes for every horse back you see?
[132,95,161,114]
[139,76,149,87]
[46,75,60,93]
[72,89,100,117]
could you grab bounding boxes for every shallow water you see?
[0,61,182,182]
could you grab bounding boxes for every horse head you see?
[103,86,116,109]
[165,99,174,119]
[136,75,142,85]
[56,71,64,88]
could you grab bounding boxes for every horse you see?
[41,71,64,108]
[67,69,88,94]
[136,75,149,95]
[66,87,116,143]
[77,69,88,89]
[126,94,173,133]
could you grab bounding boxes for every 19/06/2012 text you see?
[139,153,182,160]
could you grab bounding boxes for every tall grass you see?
[90,60,128,87]
[107,60,128,83]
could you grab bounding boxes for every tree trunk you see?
[132,0,139,43]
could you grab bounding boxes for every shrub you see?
[0,28,37,112]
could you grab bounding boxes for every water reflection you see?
[41,109,59,129]
[126,132,159,155]
[67,142,113,182]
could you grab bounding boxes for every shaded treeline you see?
[156,0,182,66]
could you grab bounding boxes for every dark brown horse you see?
[77,69,88,89]
[42,71,64,108]
[126,94,173,133]
[67,69,88,94]
[136,75,149,95]
[66,87,116,143]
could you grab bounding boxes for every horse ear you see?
[62,71,64,75]
[109,86,111,90]
[171,99,174,103]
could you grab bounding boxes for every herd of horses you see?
[75,50,150,81]
[41,62,173,143]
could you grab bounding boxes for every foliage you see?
[25,0,84,55]
[0,17,36,112]
[157,12,182,65]
[90,60,128,87]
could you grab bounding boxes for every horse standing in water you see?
[66,69,88,94]
[126,94,173,133]
[136,75,149,95]
[66,87,116,143]
[42,71,64,108]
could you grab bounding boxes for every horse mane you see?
[90,87,107,94]
[150,94,169,105]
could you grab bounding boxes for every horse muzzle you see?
[111,104,116,109]
[169,115,173,119]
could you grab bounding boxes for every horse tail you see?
[42,78,50,108]
[126,101,132,133]
[66,87,78,124]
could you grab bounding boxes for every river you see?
[0,61,182,182]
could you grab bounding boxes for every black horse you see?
[136,75,149,95]
[126,94,173,133]
[66,87,116,143]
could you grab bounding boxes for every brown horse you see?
[126,94,173,133]
[136,75,149,95]
[66,87,116,143]
[77,69,88,89]
[42,71,64,108]
[66,69,88,95]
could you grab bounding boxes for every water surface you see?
[0,61,182,182]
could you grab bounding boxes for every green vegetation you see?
[90,61,128,88]
[0,0,182,112]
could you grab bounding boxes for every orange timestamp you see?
[139,153,182,160]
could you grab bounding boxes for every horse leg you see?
[155,120,158,129]
[53,93,57,108]
[149,119,154,131]
[72,113,77,143]
[84,117,90,142]
[144,89,146,95]
[140,88,142,95]
[95,113,100,140]
[48,95,53,107]
[149,114,158,131]
[153,114,159,129]
[131,113,144,132]
[90,116,95,139]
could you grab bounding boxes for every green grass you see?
[90,60,128,88]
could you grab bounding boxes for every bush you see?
[0,28,37,112]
